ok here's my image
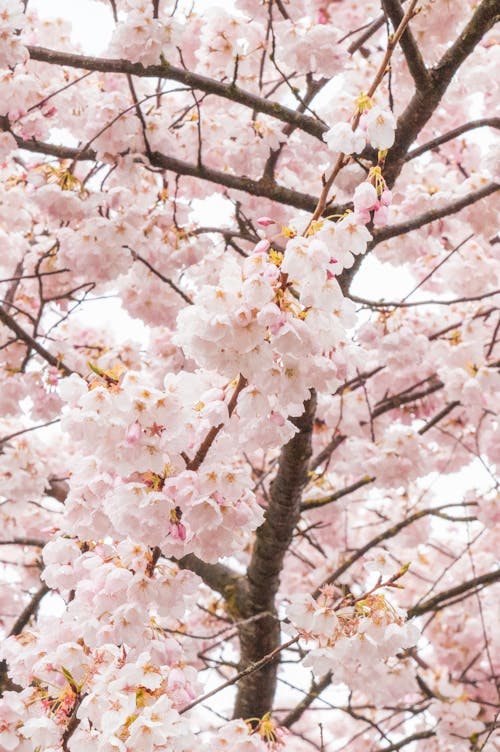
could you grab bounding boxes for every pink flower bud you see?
[381,189,392,206]
[253,239,271,254]
[317,7,328,24]
[170,522,187,541]
[270,411,286,426]
[353,182,378,213]
[256,217,275,226]
[124,421,142,446]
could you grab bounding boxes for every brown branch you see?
[349,288,500,309]
[301,476,376,512]
[346,14,386,53]
[0,269,70,283]
[307,0,419,229]
[0,304,74,376]
[0,538,46,547]
[185,374,247,471]
[429,306,498,341]
[26,46,326,141]
[0,584,49,693]
[262,75,327,183]
[382,0,430,89]
[9,585,48,636]
[0,119,325,214]
[418,401,461,435]
[408,569,500,618]
[8,124,493,235]
[233,391,317,719]
[371,378,444,419]
[27,71,94,114]
[401,233,474,302]
[281,671,333,728]
[126,73,153,157]
[148,150,322,212]
[0,418,60,447]
[179,635,299,715]
[375,731,436,751]
[176,554,240,597]
[371,182,500,245]
[130,249,193,305]
[406,117,500,161]
[384,0,500,186]
[310,375,452,476]
[365,0,419,96]
[312,505,470,598]
[309,433,347,472]
[432,0,500,82]
[61,693,85,752]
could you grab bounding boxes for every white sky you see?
[30,0,113,53]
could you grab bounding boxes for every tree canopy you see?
[0,1,499,750]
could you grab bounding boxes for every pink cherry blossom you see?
[0,3,498,751]
[324,122,366,155]
[364,106,397,149]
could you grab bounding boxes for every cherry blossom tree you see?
[0,0,499,749]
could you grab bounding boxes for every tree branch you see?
[301,476,376,512]
[418,401,461,435]
[371,378,444,419]
[130,250,193,305]
[281,671,333,728]
[149,150,322,212]
[406,117,500,161]
[0,304,74,376]
[7,584,49,636]
[0,118,325,214]
[0,584,49,694]
[384,0,500,186]
[0,419,60,447]
[376,731,436,751]
[432,0,500,83]
[26,46,326,141]
[408,569,500,618]
[309,433,347,472]
[371,181,500,245]
[349,289,500,308]
[312,505,471,598]
[176,554,241,597]
[233,391,317,719]
[340,168,498,296]
[185,374,247,471]
[0,538,46,547]
[180,635,300,715]
[381,0,430,89]
[306,0,419,230]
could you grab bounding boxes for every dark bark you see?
[27,46,326,141]
[384,0,500,187]
[233,392,317,719]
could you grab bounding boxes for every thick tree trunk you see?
[233,392,317,720]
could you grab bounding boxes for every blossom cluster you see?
[286,581,420,702]
[58,369,264,562]
[323,104,397,155]
[177,215,372,418]
[0,0,26,67]
[0,0,498,750]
